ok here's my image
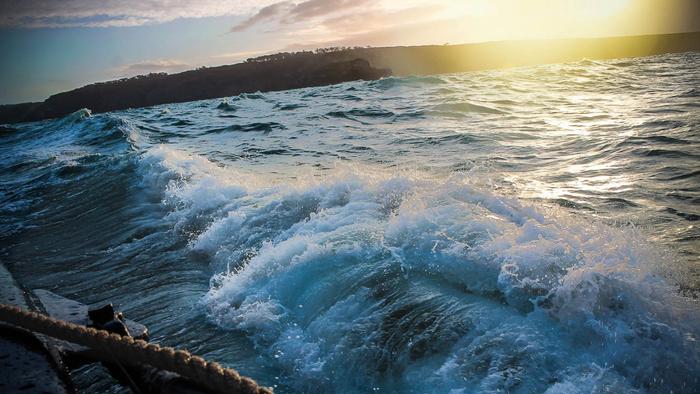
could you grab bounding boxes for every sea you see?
[1,52,699,393]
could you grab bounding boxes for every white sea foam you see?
[143,146,700,393]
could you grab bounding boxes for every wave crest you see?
[141,147,700,393]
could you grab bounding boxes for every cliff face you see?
[330,32,700,76]
[1,58,390,124]
[2,31,700,124]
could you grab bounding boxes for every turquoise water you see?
[1,52,699,393]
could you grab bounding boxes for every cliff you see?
[0,57,389,124]
[346,31,700,76]
[2,31,699,124]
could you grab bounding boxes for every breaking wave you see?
[144,146,699,393]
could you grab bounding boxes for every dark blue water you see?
[1,52,699,393]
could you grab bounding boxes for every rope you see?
[0,304,272,394]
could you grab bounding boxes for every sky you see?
[0,0,698,104]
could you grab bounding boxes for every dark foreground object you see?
[1,264,268,393]
[0,264,73,393]
[0,325,72,393]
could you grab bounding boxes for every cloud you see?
[318,5,442,37]
[230,0,373,32]
[115,59,190,77]
[266,2,450,51]
[288,0,372,21]
[0,0,441,33]
[0,0,278,28]
[230,2,292,32]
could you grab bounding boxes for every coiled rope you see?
[0,304,272,394]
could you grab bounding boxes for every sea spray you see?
[135,146,700,392]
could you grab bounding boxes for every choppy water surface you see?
[1,52,699,393]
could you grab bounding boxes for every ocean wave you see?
[206,122,286,133]
[369,75,447,90]
[633,148,699,159]
[216,100,238,112]
[238,92,268,100]
[656,169,700,182]
[170,119,195,127]
[140,147,700,393]
[274,103,307,111]
[431,102,505,115]
[327,109,395,119]
[0,125,17,134]
[619,136,690,146]
[61,107,92,124]
[677,88,700,98]
[394,133,480,146]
